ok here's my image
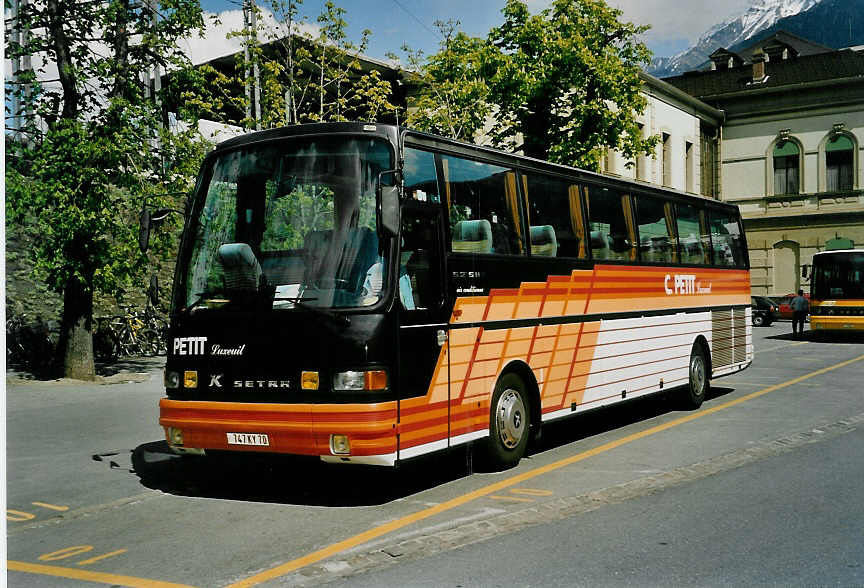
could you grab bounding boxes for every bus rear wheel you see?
[482,373,531,470]
[681,344,709,410]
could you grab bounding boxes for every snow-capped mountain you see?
[649,0,819,77]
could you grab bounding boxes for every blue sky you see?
[197,0,753,63]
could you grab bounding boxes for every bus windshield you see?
[812,252,864,300]
[182,136,393,311]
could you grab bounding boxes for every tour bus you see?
[809,249,864,332]
[153,122,751,469]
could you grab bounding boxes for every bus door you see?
[397,201,450,459]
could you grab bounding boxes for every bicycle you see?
[94,316,120,362]
[6,312,55,373]
[95,304,167,359]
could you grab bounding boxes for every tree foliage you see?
[183,0,401,129]
[5,0,208,379]
[398,20,492,142]
[405,0,658,170]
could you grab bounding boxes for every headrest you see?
[218,243,262,291]
[590,230,608,248]
[530,225,556,245]
[454,219,492,241]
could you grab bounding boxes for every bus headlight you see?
[167,427,183,446]
[333,369,388,391]
[330,434,350,454]
[164,370,181,389]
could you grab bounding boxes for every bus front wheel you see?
[482,373,531,470]
[681,344,709,410]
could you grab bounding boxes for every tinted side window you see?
[404,148,440,203]
[708,209,746,267]
[585,186,637,261]
[523,173,586,258]
[636,195,677,264]
[675,202,710,265]
[442,155,524,256]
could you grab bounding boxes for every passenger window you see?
[708,210,746,267]
[404,148,440,203]
[636,196,677,264]
[675,203,710,265]
[585,186,637,261]
[441,155,524,255]
[523,173,586,258]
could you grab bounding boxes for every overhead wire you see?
[389,0,441,41]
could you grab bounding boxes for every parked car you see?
[751,295,778,327]
[772,292,810,320]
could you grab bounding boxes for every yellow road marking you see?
[39,545,93,561]
[78,549,128,566]
[489,495,534,503]
[7,510,36,522]
[32,502,70,511]
[226,353,864,588]
[510,488,554,496]
[7,561,197,588]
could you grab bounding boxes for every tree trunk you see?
[522,105,551,161]
[57,275,95,380]
[46,0,78,119]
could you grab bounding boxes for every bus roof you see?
[813,249,864,256]
[212,122,737,211]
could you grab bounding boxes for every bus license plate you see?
[226,432,270,446]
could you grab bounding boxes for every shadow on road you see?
[131,385,737,507]
[132,440,472,507]
[763,330,864,344]
[96,356,164,377]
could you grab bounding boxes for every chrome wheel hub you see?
[690,354,706,395]
[496,388,526,449]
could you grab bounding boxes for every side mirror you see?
[139,209,152,253]
[377,170,402,238]
[139,207,183,253]
[801,264,810,279]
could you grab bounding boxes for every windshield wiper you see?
[273,296,319,303]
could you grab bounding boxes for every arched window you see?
[773,140,800,195]
[826,134,854,192]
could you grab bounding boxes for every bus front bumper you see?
[810,317,864,331]
[159,398,399,466]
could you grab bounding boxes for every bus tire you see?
[681,343,709,410]
[483,373,531,470]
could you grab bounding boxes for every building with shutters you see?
[662,31,864,296]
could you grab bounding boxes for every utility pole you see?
[9,0,32,142]
[243,0,252,129]
[148,0,163,127]
[243,0,261,131]
[285,0,295,125]
[251,2,261,130]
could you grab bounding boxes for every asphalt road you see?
[6,324,864,587]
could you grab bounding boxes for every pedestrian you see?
[791,289,809,338]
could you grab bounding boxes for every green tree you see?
[398,19,492,142]
[197,0,399,129]
[407,0,657,170]
[5,0,207,379]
